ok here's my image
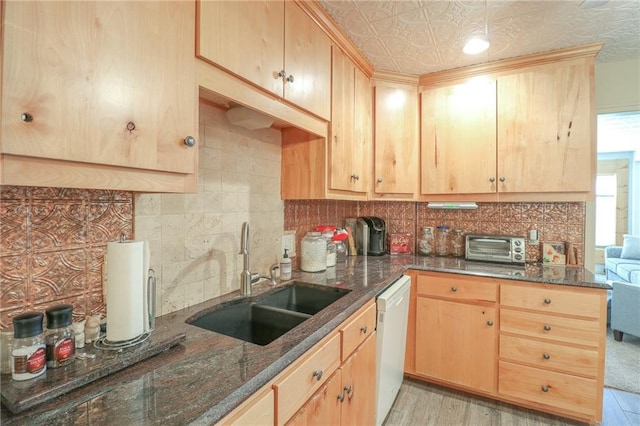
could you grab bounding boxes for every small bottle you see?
[333,233,348,263]
[435,225,450,256]
[418,227,434,256]
[280,249,292,281]
[45,305,75,368]
[12,312,46,381]
[451,229,465,257]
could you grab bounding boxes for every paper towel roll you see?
[106,240,146,342]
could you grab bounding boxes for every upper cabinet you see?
[373,76,419,198]
[497,62,593,193]
[328,47,371,194]
[197,0,331,120]
[419,43,602,201]
[1,1,198,192]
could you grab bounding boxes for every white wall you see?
[135,101,283,315]
[595,57,640,113]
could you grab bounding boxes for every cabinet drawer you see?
[500,335,599,378]
[416,273,498,302]
[501,309,600,347]
[501,284,601,318]
[499,361,598,418]
[274,333,341,426]
[340,302,376,362]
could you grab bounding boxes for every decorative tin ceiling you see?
[318,0,640,75]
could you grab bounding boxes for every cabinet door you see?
[415,297,497,393]
[284,2,331,120]
[197,0,284,97]
[2,1,197,174]
[329,47,356,191]
[352,67,372,193]
[220,387,274,426]
[340,332,376,426]
[287,371,342,426]
[497,62,593,193]
[421,80,497,194]
[373,83,419,195]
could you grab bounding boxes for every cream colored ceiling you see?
[318,0,640,75]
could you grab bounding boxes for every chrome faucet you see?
[239,222,279,295]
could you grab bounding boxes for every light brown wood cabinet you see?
[412,272,499,394]
[405,269,607,424]
[498,282,606,423]
[419,43,601,201]
[372,76,419,198]
[288,303,376,426]
[1,1,198,192]
[218,387,275,426]
[197,0,331,120]
[329,47,371,195]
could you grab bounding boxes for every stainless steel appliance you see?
[465,234,526,264]
[356,216,386,256]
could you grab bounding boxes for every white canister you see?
[300,232,327,272]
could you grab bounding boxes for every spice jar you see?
[418,227,434,256]
[12,312,46,381]
[300,232,327,272]
[451,229,465,257]
[45,304,75,368]
[435,225,450,256]
[333,233,348,263]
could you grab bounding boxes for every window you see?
[595,174,617,247]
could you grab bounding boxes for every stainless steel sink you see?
[186,282,351,345]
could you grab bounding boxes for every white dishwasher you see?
[375,274,411,426]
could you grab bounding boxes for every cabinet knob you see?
[184,136,196,147]
[499,177,506,182]
[486,320,494,326]
[376,178,383,184]
[360,325,367,334]
[544,298,551,305]
[21,113,33,122]
[543,353,550,360]
[312,370,323,381]
[337,393,345,403]
[126,121,136,132]
[276,70,286,79]
[286,74,295,83]
[541,385,549,393]
[344,385,353,399]
[543,325,551,331]
[354,174,359,181]
[489,177,495,183]
[451,286,458,292]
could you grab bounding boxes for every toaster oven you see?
[465,234,525,264]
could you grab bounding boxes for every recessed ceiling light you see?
[463,37,490,55]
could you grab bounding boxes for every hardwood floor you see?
[384,379,640,426]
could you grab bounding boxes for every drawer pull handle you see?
[544,298,552,304]
[451,286,458,292]
[337,393,345,403]
[543,325,551,331]
[541,385,549,393]
[312,370,323,381]
[360,326,368,334]
[21,112,33,122]
[543,353,550,360]
[344,385,353,399]
[486,320,494,326]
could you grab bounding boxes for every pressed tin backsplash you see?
[0,184,585,329]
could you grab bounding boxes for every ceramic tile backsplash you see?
[134,101,284,315]
[284,200,586,265]
[0,187,133,329]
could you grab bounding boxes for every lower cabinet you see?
[406,270,607,424]
[219,387,274,425]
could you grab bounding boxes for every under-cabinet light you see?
[427,202,478,210]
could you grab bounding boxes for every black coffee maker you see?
[356,216,387,256]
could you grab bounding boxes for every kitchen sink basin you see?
[186,282,351,345]
[258,281,351,315]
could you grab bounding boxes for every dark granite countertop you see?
[0,256,610,425]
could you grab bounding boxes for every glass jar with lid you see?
[300,232,327,272]
[418,227,434,256]
[45,304,75,368]
[12,312,46,381]
[451,229,465,257]
[435,225,450,256]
